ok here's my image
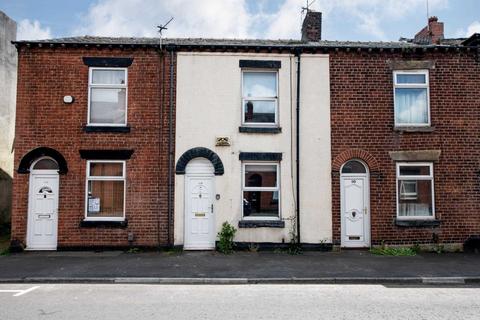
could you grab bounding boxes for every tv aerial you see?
[157,17,174,50]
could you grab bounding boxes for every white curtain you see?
[395,88,428,124]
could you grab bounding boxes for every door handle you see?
[211,204,213,213]
[363,207,368,215]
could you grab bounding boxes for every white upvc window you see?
[88,68,128,126]
[241,70,278,127]
[396,162,434,219]
[393,70,430,127]
[85,160,126,221]
[242,162,280,220]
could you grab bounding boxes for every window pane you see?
[90,88,126,124]
[395,88,428,124]
[245,165,277,187]
[398,180,432,217]
[244,100,275,123]
[399,181,417,200]
[90,163,123,177]
[341,160,366,174]
[87,180,124,217]
[33,158,59,170]
[92,70,126,85]
[399,165,430,176]
[396,73,426,84]
[243,72,277,97]
[243,191,279,217]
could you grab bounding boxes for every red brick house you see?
[329,17,480,249]
[10,13,480,251]
[11,41,175,250]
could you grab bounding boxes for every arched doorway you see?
[184,158,215,250]
[340,159,370,248]
[26,157,60,250]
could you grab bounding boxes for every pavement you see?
[0,250,479,284]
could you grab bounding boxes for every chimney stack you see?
[301,11,322,42]
[413,16,444,44]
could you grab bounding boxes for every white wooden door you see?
[341,175,370,247]
[27,173,59,250]
[184,158,215,250]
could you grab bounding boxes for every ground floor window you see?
[242,162,280,219]
[396,162,434,219]
[85,160,126,220]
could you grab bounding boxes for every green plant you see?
[433,244,445,254]
[217,222,236,254]
[286,216,302,255]
[0,247,10,256]
[126,247,141,254]
[248,242,259,253]
[370,243,417,256]
[411,243,421,254]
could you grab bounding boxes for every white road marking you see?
[0,286,40,297]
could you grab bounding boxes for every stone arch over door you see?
[18,147,68,174]
[175,147,224,175]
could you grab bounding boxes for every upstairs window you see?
[396,163,434,219]
[88,68,127,126]
[242,71,278,126]
[393,70,430,127]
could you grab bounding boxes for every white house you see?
[174,50,331,249]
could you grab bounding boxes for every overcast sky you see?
[1,0,479,41]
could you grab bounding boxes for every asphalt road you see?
[1,283,479,319]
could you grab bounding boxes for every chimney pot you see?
[301,11,322,42]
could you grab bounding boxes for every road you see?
[0,283,479,319]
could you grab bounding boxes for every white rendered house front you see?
[174,51,331,249]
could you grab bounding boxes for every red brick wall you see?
[12,46,175,248]
[330,50,480,246]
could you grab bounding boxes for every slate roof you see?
[13,35,470,49]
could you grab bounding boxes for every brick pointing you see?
[12,47,175,248]
[330,50,480,246]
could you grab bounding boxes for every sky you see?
[1,0,479,41]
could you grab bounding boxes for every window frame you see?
[396,162,435,220]
[84,160,126,221]
[241,162,281,221]
[393,69,430,127]
[241,69,279,127]
[87,67,128,127]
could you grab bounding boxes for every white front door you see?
[27,173,59,250]
[184,159,215,250]
[341,175,370,247]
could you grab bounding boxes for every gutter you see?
[295,49,301,244]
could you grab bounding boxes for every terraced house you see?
[10,11,480,251]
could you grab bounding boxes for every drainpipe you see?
[158,44,166,248]
[295,49,301,244]
[166,45,176,248]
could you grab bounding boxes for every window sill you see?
[84,126,131,133]
[238,220,285,228]
[394,126,435,133]
[80,219,128,228]
[395,219,441,227]
[239,126,282,134]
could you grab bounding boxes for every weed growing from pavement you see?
[285,216,302,255]
[217,222,236,254]
[126,247,142,254]
[370,242,418,256]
